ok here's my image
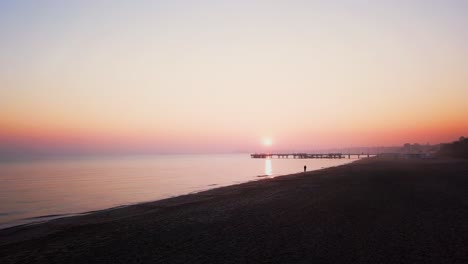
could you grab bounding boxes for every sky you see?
[1,0,467,155]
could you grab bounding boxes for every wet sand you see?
[1,158,467,263]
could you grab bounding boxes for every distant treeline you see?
[402,143,439,154]
[437,137,468,159]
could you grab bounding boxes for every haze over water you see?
[0,154,357,228]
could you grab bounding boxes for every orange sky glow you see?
[1,1,467,156]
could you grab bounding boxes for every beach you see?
[0,157,467,263]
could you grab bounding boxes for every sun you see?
[262,137,273,147]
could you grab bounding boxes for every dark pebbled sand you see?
[0,158,467,263]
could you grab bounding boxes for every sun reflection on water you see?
[265,159,272,176]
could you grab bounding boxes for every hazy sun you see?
[262,137,273,147]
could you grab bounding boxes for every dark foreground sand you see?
[1,158,467,264]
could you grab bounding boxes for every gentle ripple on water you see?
[0,154,358,228]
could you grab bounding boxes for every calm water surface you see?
[0,154,358,228]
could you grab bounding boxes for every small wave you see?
[25,213,69,220]
[0,211,25,217]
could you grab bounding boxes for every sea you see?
[0,154,358,229]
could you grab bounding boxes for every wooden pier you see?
[250,153,371,159]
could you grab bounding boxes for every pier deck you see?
[250,153,372,159]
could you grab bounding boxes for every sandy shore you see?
[1,158,467,263]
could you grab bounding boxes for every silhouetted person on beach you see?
[304,165,307,172]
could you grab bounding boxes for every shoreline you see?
[0,158,357,231]
[1,157,467,263]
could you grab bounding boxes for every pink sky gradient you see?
[1,1,467,155]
